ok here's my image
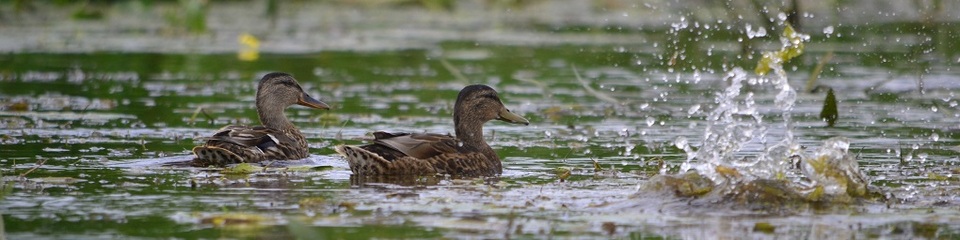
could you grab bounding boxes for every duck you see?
[335,84,529,176]
[191,72,330,167]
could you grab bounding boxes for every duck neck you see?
[454,115,499,163]
[257,103,301,136]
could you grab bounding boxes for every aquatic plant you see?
[820,88,838,127]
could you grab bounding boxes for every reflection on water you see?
[2,1,960,239]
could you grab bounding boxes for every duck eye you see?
[479,93,499,101]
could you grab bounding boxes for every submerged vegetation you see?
[1,0,960,239]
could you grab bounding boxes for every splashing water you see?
[670,27,869,202]
[678,66,798,183]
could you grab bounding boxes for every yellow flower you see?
[238,33,260,49]
[237,33,260,61]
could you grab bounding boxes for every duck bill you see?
[497,108,529,125]
[297,93,331,110]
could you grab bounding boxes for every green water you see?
[3,1,960,239]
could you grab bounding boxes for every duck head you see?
[255,72,330,129]
[256,72,330,111]
[453,84,529,129]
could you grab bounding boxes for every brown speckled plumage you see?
[192,72,330,167]
[336,84,529,176]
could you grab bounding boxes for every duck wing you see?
[365,131,459,160]
[204,125,298,157]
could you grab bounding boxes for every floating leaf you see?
[753,222,776,233]
[555,167,572,181]
[6,101,29,111]
[644,172,714,198]
[200,213,268,228]
[820,88,838,127]
[222,163,260,175]
[928,172,949,181]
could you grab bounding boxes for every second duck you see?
[336,84,529,176]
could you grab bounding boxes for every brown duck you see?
[336,84,529,176]
[192,72,330,167]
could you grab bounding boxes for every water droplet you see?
[645,117,655,126]
[687,104,701,115]
[931,133,939,142]
[745,24,768,39]
[674,137,688,150]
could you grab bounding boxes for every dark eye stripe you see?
[480,93,500,101]
[273,80,303,91]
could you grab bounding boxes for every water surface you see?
[2,1,960,239]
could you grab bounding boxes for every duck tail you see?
[335,145,390,174]
[192,146,245,167]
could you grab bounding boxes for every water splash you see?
[679,67,786,183]
[661,26,871,205]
